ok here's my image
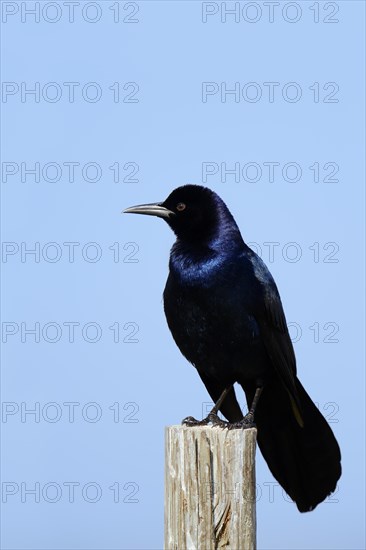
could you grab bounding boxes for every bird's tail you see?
[243,377,341,512]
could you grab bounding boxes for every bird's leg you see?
[182,386,232,428]
[228,386,263,430]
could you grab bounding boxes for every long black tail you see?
[243,377,341,512]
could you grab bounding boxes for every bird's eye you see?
[176,202,186,212]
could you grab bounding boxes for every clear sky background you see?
[1,1,365,549]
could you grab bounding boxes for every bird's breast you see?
[163,259,262,381]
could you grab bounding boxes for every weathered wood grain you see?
[165,425,257,550]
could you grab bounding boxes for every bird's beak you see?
[123,202,174,219]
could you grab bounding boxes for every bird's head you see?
[124,185,239,244]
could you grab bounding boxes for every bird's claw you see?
[227,413,256,430]
[182,413,256,430]
[182,413,228,428]
[182,415,203,426]
[206,413,229,428]
[182,412,255,429]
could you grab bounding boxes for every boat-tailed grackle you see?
[124,184,341,512]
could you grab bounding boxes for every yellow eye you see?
[176,202,186,212]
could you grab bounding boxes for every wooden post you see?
[165,425,257,550]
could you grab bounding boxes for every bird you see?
[124,184,341,513]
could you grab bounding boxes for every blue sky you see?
[1,1,365,548]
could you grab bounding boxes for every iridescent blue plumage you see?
[125,184,341,512]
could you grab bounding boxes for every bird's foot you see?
[181,415,202,426]
[227,413,256,430]
[182,413,228,429]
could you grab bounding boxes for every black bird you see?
[124,184,341,512]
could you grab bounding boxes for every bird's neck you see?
[169,228,245,286]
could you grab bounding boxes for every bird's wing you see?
[248,251,304,426]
